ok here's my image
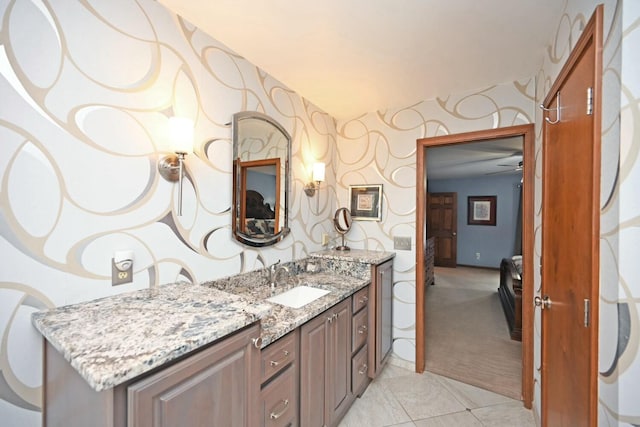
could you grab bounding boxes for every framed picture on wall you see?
[349,185,382,221]
[467,195,497,226]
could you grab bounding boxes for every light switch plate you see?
[394,236,412,251]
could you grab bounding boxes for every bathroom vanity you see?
[33,250,394,427]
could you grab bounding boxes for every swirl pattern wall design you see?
[335,82,535,363]
[0,1,637,425]
[0,1,334,424]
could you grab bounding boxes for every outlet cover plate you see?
[394,236,412,251]
[112,259,133,286]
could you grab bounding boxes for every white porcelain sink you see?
[266,286,331,309]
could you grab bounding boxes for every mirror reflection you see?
[232,112,290,247]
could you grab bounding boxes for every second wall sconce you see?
[304,162,325,197]
[158,117,194,216]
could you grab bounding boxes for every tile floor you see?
[338,362,536,427]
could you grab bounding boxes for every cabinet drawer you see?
[261,331,297,383]
[351,307,368,353]
[352,286,369,314]
[260,365,297,427]
[351,344,369,397]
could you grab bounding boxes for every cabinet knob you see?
[252,337,263,349]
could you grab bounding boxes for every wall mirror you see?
[232,112,291,246]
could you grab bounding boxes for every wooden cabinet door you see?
[300,299,353,427]
[369,260,393,378]
[127,323,261,427]
[327,299,352,423]
[300,313,328,427]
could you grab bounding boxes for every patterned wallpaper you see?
[0,1,334,424]
[335,1,639,425]
[335,83,535,361]
[1,0,637,426]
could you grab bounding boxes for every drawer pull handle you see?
[269,350,290,367]
[358,325,367,334]
[252,337,263,349]
[358,364,368,375]
[359,296,368,304]
[270,399,289,420]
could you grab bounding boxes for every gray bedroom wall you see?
[428,174,522,268]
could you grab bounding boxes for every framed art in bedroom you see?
[467,195,497,226]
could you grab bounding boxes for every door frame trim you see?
[415,123,535,408]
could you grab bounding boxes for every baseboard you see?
[455,264,500,271]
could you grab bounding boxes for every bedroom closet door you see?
[540,6,601,426]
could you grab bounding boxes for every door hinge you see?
[587,87,593,115]
[584,299,591,327]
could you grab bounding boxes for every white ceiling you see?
[158,0,565,120]
[426,137,523,180]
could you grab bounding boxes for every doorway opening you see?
[415,124,535,408]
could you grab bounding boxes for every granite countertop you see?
[32,283,271,392]
[203,272,370,348]
[32,255,379,392]
[310,249,395,264]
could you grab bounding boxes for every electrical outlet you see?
[322,233,329,246]
[112,259,133,286]
[394,236,412,251]
[476,252,481,260]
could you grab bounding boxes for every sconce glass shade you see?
[312,162,325,182]
[168,117,194,154]
[159,117,194,217]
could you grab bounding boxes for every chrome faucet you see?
[267,260,289,289]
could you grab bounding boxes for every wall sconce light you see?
[158,117,194,216]
[304,162,325,197]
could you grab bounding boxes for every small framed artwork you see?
[349,185,383,221]
[467,196,497,226]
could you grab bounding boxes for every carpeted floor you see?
[424,266,522,400]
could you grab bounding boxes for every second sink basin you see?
[266,285,331,309]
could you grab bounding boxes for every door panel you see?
[540,6,601,426]
[427,192,457,267]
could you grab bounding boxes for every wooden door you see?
[540,6,601,426]
[427,192,457,267]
